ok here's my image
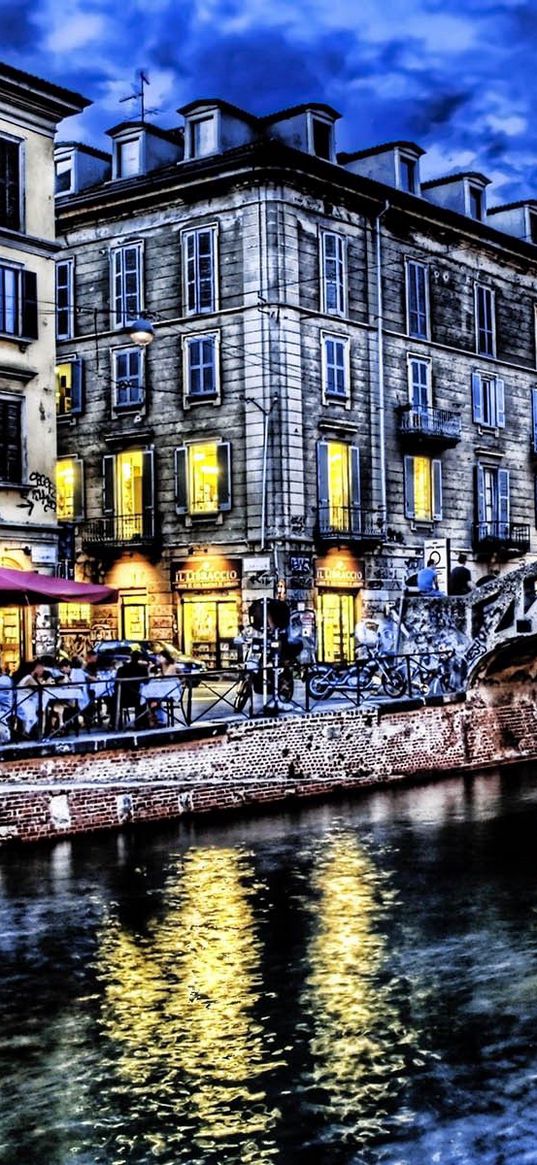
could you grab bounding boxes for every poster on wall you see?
[423,538,451,595]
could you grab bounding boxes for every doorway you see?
[181,596,239,669]
[120,592,148,641]
[317,592,356,662]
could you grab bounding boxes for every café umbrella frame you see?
[0,567,116,607]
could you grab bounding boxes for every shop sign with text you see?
[172,557,242,591]
[315,556,363,589]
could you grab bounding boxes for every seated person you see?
[114,651,149,725]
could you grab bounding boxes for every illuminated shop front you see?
[173,556,241,669]
[0,556,29,673]
[315,550,363,662]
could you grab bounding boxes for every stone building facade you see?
[0,63,88,667]
[54,100,537,664]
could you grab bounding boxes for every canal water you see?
[2,768,537,1165]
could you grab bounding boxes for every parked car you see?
[91,640,205,686]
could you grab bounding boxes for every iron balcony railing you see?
[317,506,386,542]
[81,513,155,548]
[398,406,461,444]
[473,521,530,553]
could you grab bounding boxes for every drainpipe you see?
[373,201,390,522]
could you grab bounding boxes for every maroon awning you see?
[0,567,117,608]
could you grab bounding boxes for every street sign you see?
[423,538,451,594]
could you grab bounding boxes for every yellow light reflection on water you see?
[302,833,418,1144]
[95,848,280,1162]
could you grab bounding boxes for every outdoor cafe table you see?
[140,676,184,726]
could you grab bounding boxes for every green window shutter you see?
[174,447,188,513]
[217,442,232,511]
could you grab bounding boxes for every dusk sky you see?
[2,0,537,205]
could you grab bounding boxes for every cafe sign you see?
[172,557,241,591]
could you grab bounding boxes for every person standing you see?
[449,553,473,596]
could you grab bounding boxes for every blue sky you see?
[2,0,536,205]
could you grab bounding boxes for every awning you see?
[0,567,117,608]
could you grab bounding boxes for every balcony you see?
[472,521,530,557]
[397,406,461,447]
[81,513,156,553]
[317,506,386,546]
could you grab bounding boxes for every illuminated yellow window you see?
[189,442,219,514]
[117,450,143,535]
[404,455,442,522]
[58,603,91,628]
[56,457,83,520]
[327,442,349,529]
[55,360,82,416]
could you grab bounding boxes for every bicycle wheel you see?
[307,669,334,699]
[233,679,250,712]
[381,663,407,698]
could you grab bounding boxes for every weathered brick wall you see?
[1,689,536,844]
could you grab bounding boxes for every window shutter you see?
[404,455,415,518]
[317,441,329,506]
[475,463,486,527]
[142,449,155,536]
[174,447,188,513]
[21,270,38,338]
[532,388,537,454]
[432,459,443,520]
[72,458,84,520]
[71,359,83,414]
[349,445,361,533]
[185,233,196,313]
[103,454,114,514]
[217,441,232,511]
[495,377,505,428]
[498,468,510,537]
[111,248,122,327]
[471,372,483,423]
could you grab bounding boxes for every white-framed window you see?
[404,455,442,522]
[309,115,334,161]
[398,153,417,194]
[189,115,218,158]
[55,154,73,196]
[321,333,350,403]
[183,333,220,403]
[471,371,505,429]
[174,440,232,516]
[475,464,509,539]
[320,231,345,315]
[56,457,84,521]
[468,185,483,221]
[406,260,429,339]
[110,242,143,328]
[56,358,83,417]
[407,354,432,410]
[0,132,23,231]
[0,263,37,339]
[112,347,144,409]
[475,284,496,357]
[116,137,141,179]
[56,258,74,340]
[182,226,217,315]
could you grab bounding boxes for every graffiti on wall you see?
[17,472,57,517]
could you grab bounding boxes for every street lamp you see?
[127,318,155,346]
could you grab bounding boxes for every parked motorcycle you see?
[233,634,295,711]
[307,647,407,700]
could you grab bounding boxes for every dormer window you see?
[55,154,73,195]
[189,115,217,159]
[468,185,483,221]
[311,116,333,161]
[399,154,417,194]
[116,136,141,179]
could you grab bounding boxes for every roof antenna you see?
[119,69,158,123]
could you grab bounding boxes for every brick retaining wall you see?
[1,690,536,844]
